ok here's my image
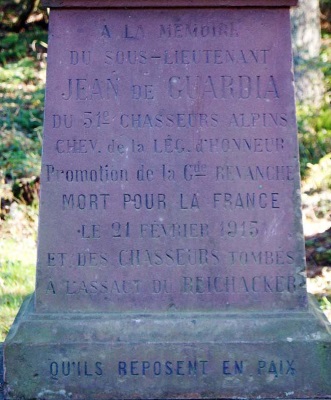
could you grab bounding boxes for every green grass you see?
[0,235,36,341]
[0,22,44,341]
[0,56,44,180]
[0,27,46,181]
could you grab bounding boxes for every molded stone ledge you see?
[3,295,331,399]
[42,0,298,9]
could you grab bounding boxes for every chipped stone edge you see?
[41,0,298,9]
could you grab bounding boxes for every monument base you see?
[4,295,331,400]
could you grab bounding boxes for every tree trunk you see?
[13,0,40,32]
[291,0,324,107]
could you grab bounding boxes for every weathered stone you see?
[42,0,298,8]
[35,6,306,314]
[3,1,331,399]
[0,344,3,400]
[4,295,331,399]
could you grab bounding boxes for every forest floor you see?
[302,175,331,321]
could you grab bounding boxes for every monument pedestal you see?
[4,295,331,399]
[3,0,331,398]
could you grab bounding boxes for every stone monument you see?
[3,0,331,399]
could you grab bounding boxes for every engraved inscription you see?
[118,360,208,376]
[47,357,296,380]
[36,9,305,312]
[181,276,297,294]
[158,22,239,38]
[213,192,280,209]
[168,75,279,100]
[62,77,119,101]
[50,361,103,378]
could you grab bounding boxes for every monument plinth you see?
[3,1,331,399]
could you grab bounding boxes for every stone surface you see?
[3,1,331,399]
[4,295,331,399]
[42,0,298,8]
[35,6,306,314]
[0,344,3,400]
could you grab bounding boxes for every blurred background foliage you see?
[0,0,331,340]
